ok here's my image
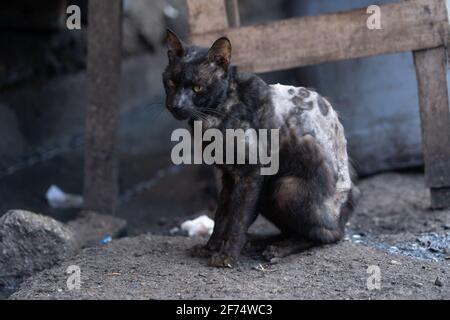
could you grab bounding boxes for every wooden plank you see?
[84,0,122,214]
[413,46,450,208]
[186,0,229,35]
[190,0,450,73]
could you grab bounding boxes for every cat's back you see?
[269,84,351,193]
[234,72,271,108]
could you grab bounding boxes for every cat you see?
[163,30,359,267]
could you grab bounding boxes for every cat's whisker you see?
[191,110,209,124]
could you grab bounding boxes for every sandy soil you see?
[10,172,450,300]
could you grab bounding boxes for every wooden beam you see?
[186,0,229,35]
[190,0,450,73]
[84,0,122,214]
[413,46,450,209]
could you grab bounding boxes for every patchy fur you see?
[163,31,358,267]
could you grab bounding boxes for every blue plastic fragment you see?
[100,235,112,245]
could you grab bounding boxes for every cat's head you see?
[162,30,232,121]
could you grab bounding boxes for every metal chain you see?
[0,132,183,204]
[0,133,84,179]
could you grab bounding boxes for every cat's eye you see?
[167,80,176,88]
[193,85,203,93]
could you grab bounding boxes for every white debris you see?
[163,5,180,19]
[181,215,214,237]
[46,185,83,209]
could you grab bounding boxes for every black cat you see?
[163,30,359,267]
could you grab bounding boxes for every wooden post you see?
[84,0,122,214]
[225,0,240,28]
[413,46,450,209]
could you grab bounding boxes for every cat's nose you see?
[170,104,189,120]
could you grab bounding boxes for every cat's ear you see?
[166,29,184,61]
[207,37,232,69]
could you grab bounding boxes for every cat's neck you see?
[196,67,268,131]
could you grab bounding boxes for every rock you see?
[0,210,75,279]
[434,277,444,287]
[0,210,126,286]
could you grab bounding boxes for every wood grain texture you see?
[186,0,229,34]
[190,0,450,73]
[413,46,450,191]
[84,0,122,214]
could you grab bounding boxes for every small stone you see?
[390,260,402,266]
[434,277,444,287]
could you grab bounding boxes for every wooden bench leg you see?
[413,46,450,209]
[84,0,122,214]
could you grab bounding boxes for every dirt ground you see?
[9,172,450,300]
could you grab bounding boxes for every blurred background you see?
[0,0,426,236]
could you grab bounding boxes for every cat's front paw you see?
[209,253,235,268]
[190,244,215,258]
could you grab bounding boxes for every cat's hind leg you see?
[261,134,350,260]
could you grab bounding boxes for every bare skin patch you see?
[318,98,329,116]
[298,88,310,98]
[291,96,314,111]
[291,95,304,108]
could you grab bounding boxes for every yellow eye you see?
[193,85,203,93]
[167,80,176,88]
